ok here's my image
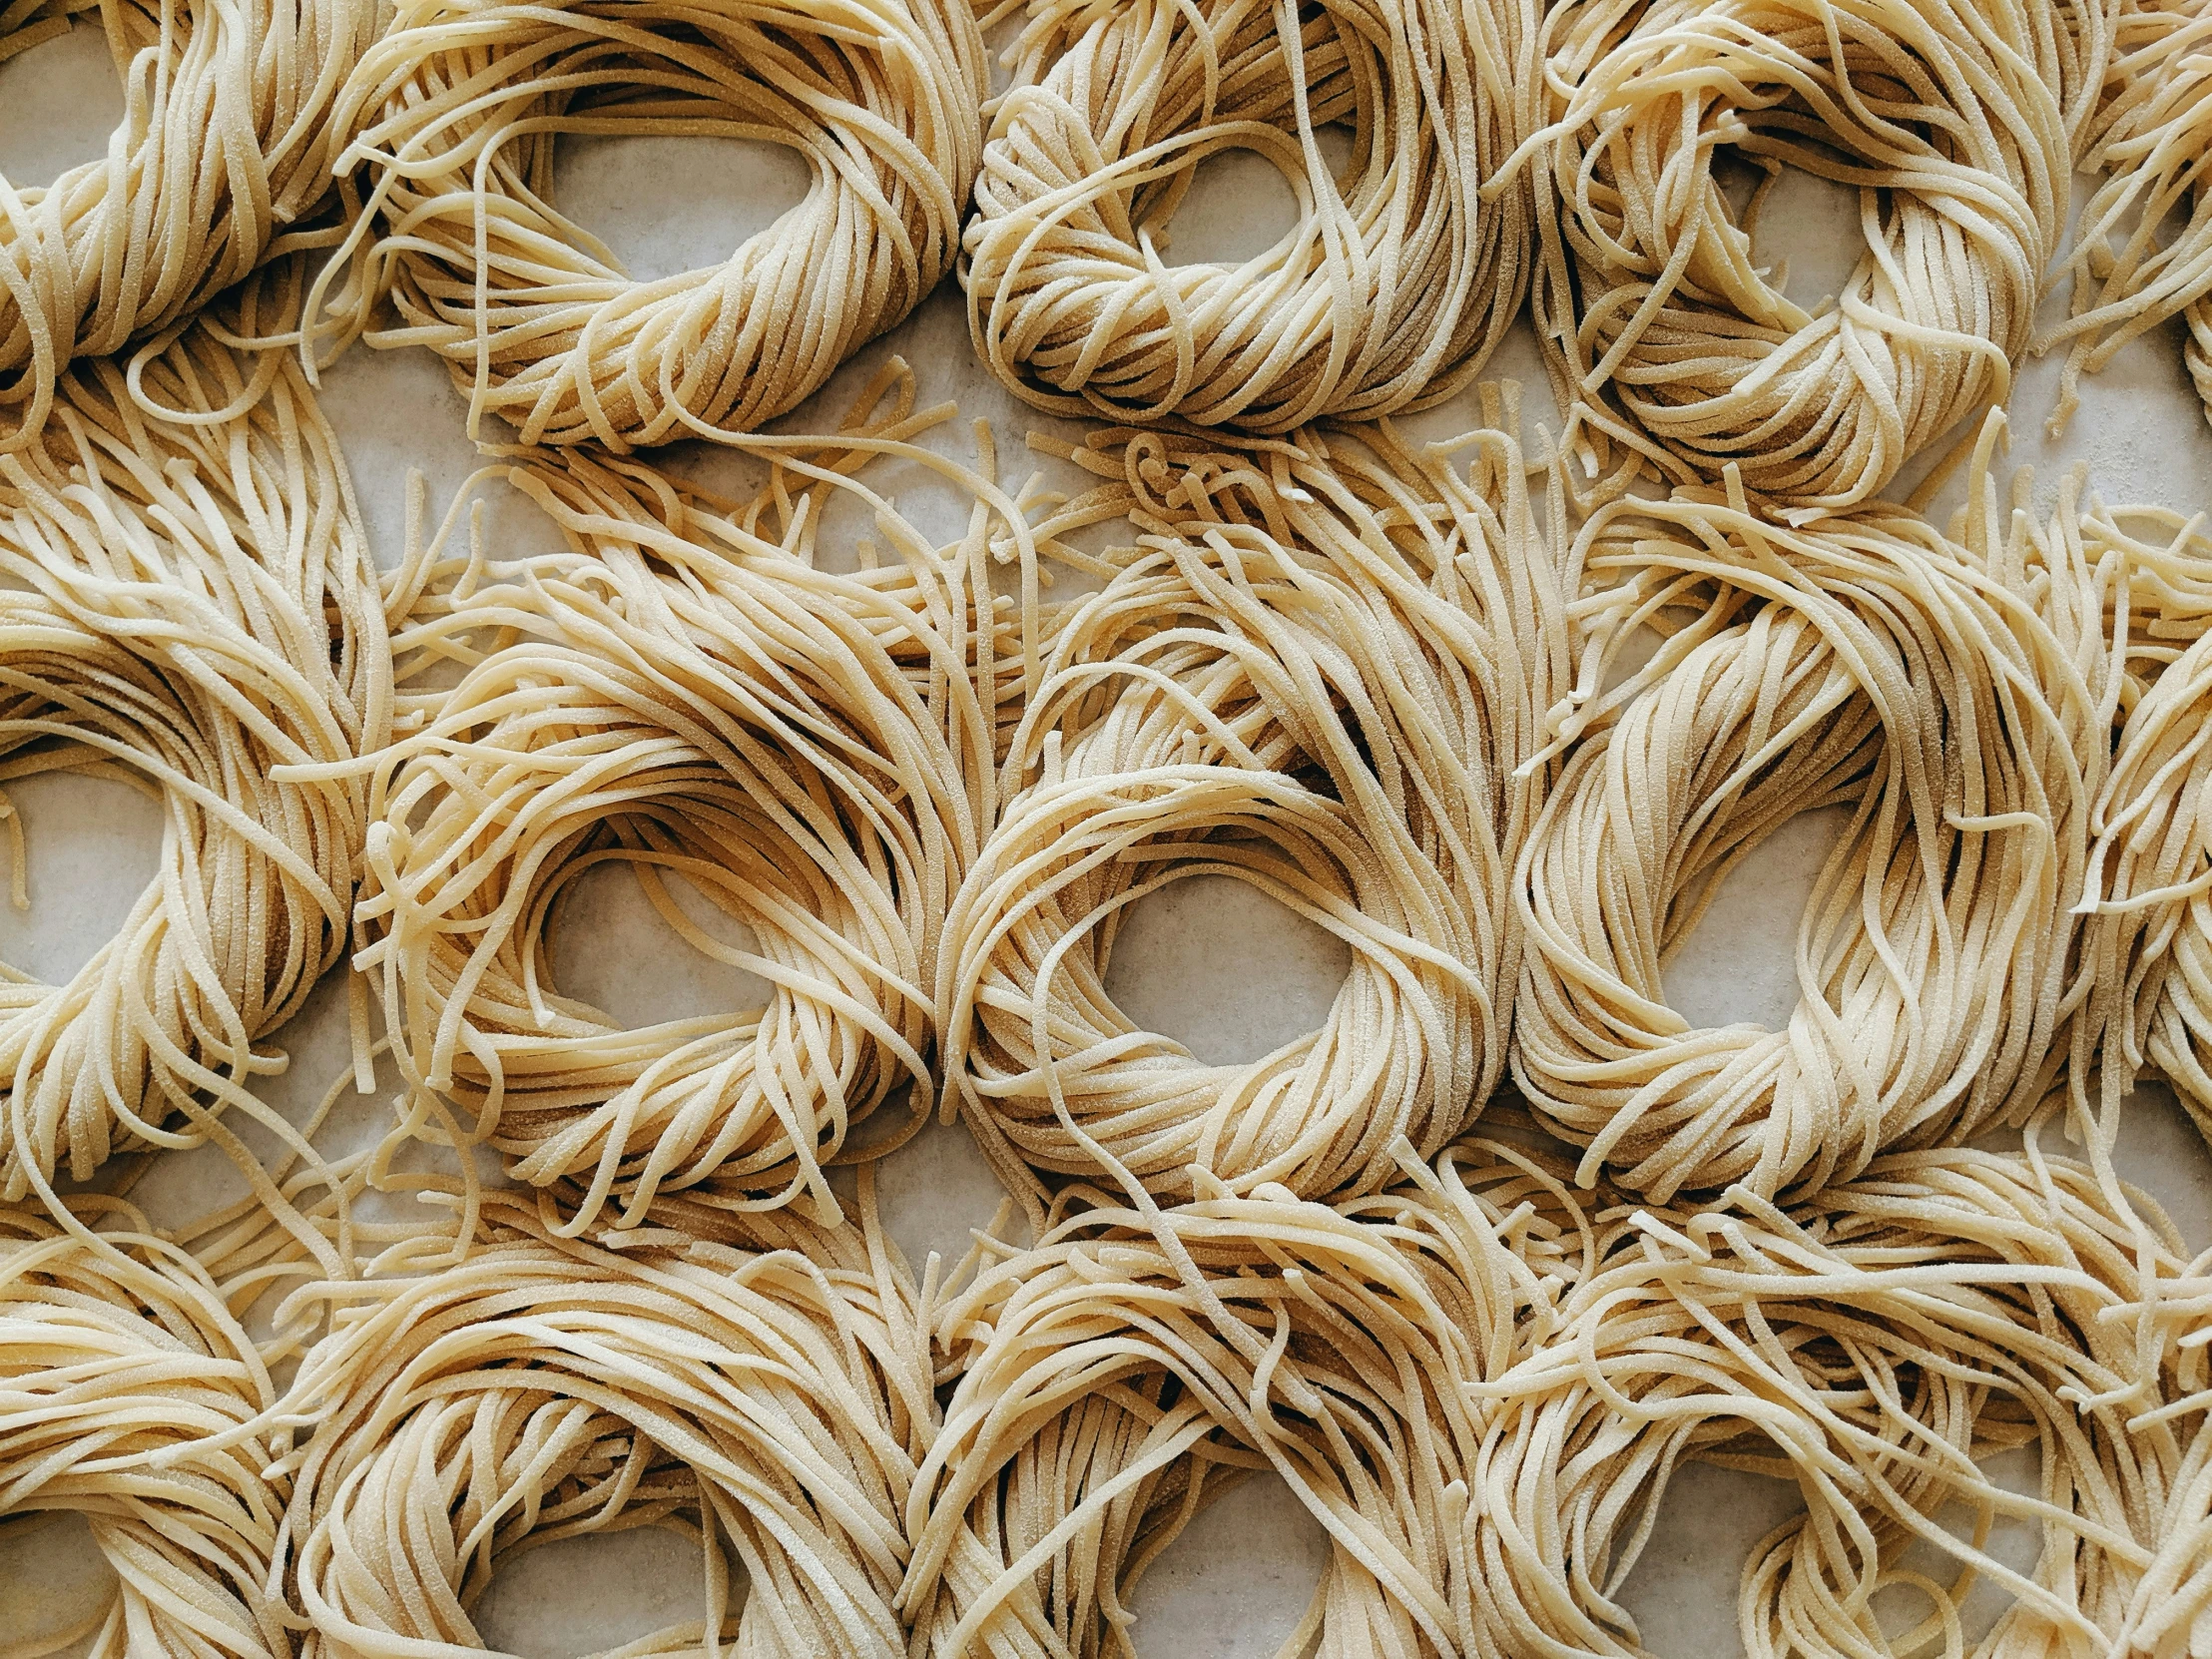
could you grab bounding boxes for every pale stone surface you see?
[1,35,2210,1654]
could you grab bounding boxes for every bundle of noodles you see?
[0,262,390,1207]
[939,400,1566,1213]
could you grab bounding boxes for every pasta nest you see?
[961,0,1537,430]
[2053,0,2212,436]
[0,282,388,1203]
[276,1189,935,1659]
[902,1138,1589,1659]
[0,0,388,447]
[0,1201,292,1659]
[360,442,992,1233]
[1525,0,2110,508]
[1465,1144,2211,1659]
[315,0,988,447]
[2071,500,2212,1152]
[1512,453,2114,1202]
[940,418,1562,1211]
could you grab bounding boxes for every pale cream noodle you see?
[1513,433,2118,1202]
[308,0,987,448]
[0,0,389,448]
[2051,0,2212,436]
[1463,1141,2209,1659]
[356,407,1010,1235]
[2071,499,2212,1154]
[1518,0,2110,509]
[269,1181,934,1659]
[938,409,1565,1215]
[900,1137,1592,1658]
[0,1198,293,1659]
[960,0,1537,430]
[0,265,391,1207]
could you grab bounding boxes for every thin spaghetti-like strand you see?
[0,0,390,448]
[0,263,391,1205]
[941,402,1564,1214]
[1513,431,2116,1201]
[272,1179,934,1659]
[310,0,987,448]
[962,0,1536,430]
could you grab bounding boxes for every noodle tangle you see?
[0,268,390,1204]
[960,0,1537,430]
[2052,0,2212,436]
[273,1181,935,1659]
[1513,434,2115,1202]
[2071,501,2212,1152]
[901,1137,1589,1658]
[311,0,988,448]
[359,396,1004,1234]
[939,409,1563,1212]
[1465,1140,2211,1659]
[0,0,390,447]
[0,1198,292,1659]
[1520,0,2110,508]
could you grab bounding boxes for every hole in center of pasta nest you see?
[0,1511,118,1656]
[1102,871,1352,1067]
[1717,152,1862,312]
[475,1523,746,1659]
[1869,1443,2041,1649]
[0,20,121,189]
[1612,1459,1806,1651]
[1613,1432,2042,1654]
[1125,1469,1331,1655]
[553,133,814,285]
[1161,124,1359,267]
[0,769,165,985]
[1662,804,1850,1033]
[551,860,775,1030]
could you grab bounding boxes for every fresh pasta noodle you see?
[357,411,1007,1234]
[961,0,1537,430]
[0,267,391,1206]
[1464,1141,2209,1658]
[939,408,1564,1213]
[0,0,389,447]
[0,1198,292,1659]
[270,1180,934,1659]
[1517,0,2109,509]
[308,0,987,448]
[2071,501,2212,1152]
[1513,431,2116,1202]
[2052,0,2212,436]
[901,1136,1590,1658]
